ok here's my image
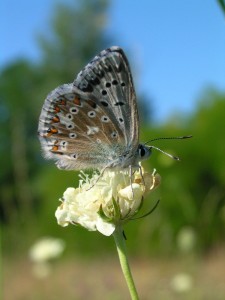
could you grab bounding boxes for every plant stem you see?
[113,226,139,300]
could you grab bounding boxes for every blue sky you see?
[1,0,225,122]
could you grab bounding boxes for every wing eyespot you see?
[101,116,110,123]
[70,153,77,159]
[66,123,75,129]
[88,111,96,118]
[70,107,79,114]
[66,113,73,120]
[69,132,77,139]
[111,131,118,138]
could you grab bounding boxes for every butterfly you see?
[38,46,152,172]
[38,46,191,172]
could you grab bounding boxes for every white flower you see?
[29,237,65,263]
[55,167,160,236]
[176,227,196,253]
[170,273,193,293]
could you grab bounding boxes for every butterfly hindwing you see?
[38,84,128,169]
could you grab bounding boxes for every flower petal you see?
[118,183,143,201]
[96,218,115,236]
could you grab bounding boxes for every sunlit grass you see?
[4,249,225,300]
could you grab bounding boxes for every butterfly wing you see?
[38,84,127,170]
[74,46,139,152]
[38,46,139,170]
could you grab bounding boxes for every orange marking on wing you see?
[54,105,61,113]
[52,116,60,123]
[46,127,58,137]
[59,98,66,105]
[52,145,59,151]
[74,96,81,106]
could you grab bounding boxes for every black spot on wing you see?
[115,102,125,106]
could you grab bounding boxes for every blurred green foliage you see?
[1,0,224,258]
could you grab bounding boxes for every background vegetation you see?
[1,1,225,299]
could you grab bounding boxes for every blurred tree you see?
[0,0,110,227]
[186,89,225,250]
[38,0,109,85]
[134,89,225,254]
[0,60,43,223]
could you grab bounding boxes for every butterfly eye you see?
[138,145,151,160]
[139,145,146,157]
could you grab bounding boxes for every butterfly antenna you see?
[145,135,192,161]
[144,135,192,145]
[148,145,180,161]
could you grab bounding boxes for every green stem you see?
[113,226,139,300]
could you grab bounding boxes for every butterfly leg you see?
[129,165,135,199]
[138,164,145,187]
[86,164,110,191]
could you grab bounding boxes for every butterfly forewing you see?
[74,46,139,151]
[38,46,140,170]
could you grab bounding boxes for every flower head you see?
[170,273,193,293]
[55,167,160,236]
[29,237,65,279]
[29,237,65,263]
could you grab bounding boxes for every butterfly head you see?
[137,144,152,162]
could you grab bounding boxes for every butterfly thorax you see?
[110,144,151,169]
